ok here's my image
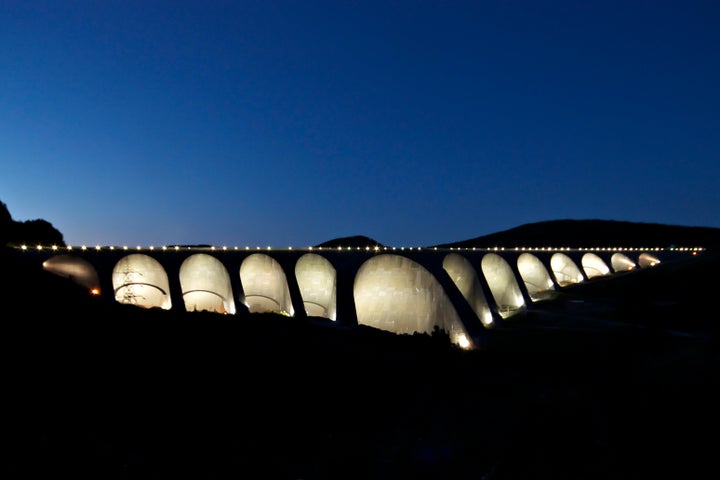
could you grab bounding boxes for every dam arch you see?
[639,252,661,268]
[611,253,636,272]
[481,253,525,318]
[113,254,172,310]
[551,253,584,286]
[43,254,101,294]
[179,253,236,314]
[582,253,610,279]
[353,254,470,347]
[240,253,294,316]
[295,253,337,320]
[517,253,555,301]
[442,253,494,327]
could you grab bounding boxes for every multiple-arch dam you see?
[20,243,700,349]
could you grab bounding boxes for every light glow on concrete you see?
[295,253,337,320]
[354,254,470,346]
[179,253,236,314]
[113,254,172,310]
[43,254,101,294]
[240,253,294,316]
[551,253,584,286]
[517,253,555,301]
[582,253,610,279]
[443,253,494,327]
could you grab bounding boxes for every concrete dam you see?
[19,242,701,349]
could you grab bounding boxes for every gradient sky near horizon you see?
[2,0,719,248]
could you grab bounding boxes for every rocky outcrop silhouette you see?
[0,200,65,247]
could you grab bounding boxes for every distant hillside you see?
[315,235,385,248]
[432,219,720,250]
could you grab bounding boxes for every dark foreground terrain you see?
[2,248,720,479]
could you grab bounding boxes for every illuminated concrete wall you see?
[43,254,101,293]
[113,254,172,310]
[442,253,494,327]
[582,253,611,279]
[295,253,337,320]
[354,254,470,347]
[481,253,525,318]
[551,253,584,286]
[240,253,294,316]
[179,253,236,314]
[611,253,636,272]
[516,253,555,301]
[638,252,661,268]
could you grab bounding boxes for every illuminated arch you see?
[295,253,337,320]
[179,253,236,314]
[240,253,294,316]
[551,253,584,286]
[354,254,471,348]
[638,252,661,268]
[517,253,555,301]
[582,253,610,279]
[43,254,101,294]
[113,254,172,310]
[442,253,494,327]
[481,253,525,318]
[611,253,636,272]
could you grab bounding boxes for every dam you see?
[18,242,701,349]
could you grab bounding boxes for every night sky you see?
[2,1,719,248]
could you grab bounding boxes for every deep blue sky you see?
[2,1,719,247]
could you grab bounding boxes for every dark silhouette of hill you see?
[432,219,720,249]
[0,199,65,247]
[315,234,385,248]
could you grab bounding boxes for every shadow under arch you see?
[240,253,294,316]
[481,253,525,318]
[517,253,555,302]
[442,253,493,328]
[353,254,471,348]
[113,253,172,310]
[179,253,236,314]
[551,253,584,286]
[43,254,101,293]
[295,253,337,320]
